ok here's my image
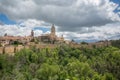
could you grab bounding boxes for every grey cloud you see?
[0,0,120,33]
[0,21,4,25]
[108,34,120,40]
[34,0,76,6]
[58,22,120,41]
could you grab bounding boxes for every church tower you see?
[4,33,7,36]
[51,24,55,36]
[31,30,34,37]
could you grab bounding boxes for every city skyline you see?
[0,0,120,42]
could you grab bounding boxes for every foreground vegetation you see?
[0,44,120,80]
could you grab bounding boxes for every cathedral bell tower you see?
[51,24,55,36]
[31,30,34,37]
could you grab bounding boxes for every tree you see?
[36,63,60,80]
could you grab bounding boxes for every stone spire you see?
[31,30,34,37]
[4,33,7,36]
[51,24,55,36]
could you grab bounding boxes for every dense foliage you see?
[0,45,120,80]
[111,39,120,49]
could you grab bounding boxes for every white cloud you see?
[0,0,120,41]
[56,22,120,41]
[34,30,43,36]
[0,24,32,36]
[117,7,120,10]
[0,0,120,31]
[19,19,47,28]
[0,19,49,36]
[0,20,120,41]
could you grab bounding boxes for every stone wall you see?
[35,44,57,49]
[0,44,57,55]
[4,46,15,55]
[24,45,29,49]
[0,41,112,55]
[0,47,3,54]
[15,45,24,52]
[0,45,26,55]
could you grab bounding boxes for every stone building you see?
[38,24,64,44]
[31,30,34,37]
[0,30,34,46]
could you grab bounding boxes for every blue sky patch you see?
[110,0,120,13]
[0,13,16,25]
[34,27,50,33]
[111,0,120,4]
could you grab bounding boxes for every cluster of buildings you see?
[0,33,33,47]
[0,24,112,55]
[0,24,65,47]
[0,23,111,49]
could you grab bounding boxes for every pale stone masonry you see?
[38,24,64,44]
[4,46,15,55]
[0,47,3,54]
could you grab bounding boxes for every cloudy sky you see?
[0,0,120,42]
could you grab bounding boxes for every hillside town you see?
[0,24,111,55]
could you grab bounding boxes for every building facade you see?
[0,30,34,46]
[38,24,64,44]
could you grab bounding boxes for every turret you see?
[51,24,55,36]
[4,33,7,36]
[31,30,34,37]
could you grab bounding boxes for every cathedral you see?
[38,24,64,44]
